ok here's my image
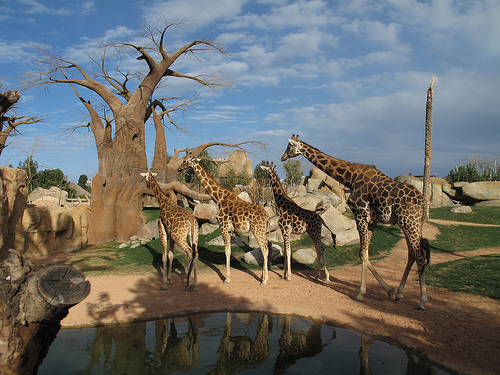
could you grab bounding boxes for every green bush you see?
[446,161,500,183]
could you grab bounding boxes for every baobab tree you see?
[25,17,250,243]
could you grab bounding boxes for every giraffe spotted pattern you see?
[281,134,430,310]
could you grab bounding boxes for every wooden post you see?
[422,76,437,219]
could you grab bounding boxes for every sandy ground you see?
[61,221,500,375]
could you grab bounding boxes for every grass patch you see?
[143,207,160,223]
[429,206,500,225]
[426,255,500,300]
[289,224,402,271]
[429,223,500,253]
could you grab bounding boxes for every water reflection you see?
[38,312,450,374]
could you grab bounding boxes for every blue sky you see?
[1,0,499,182]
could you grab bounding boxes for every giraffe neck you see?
[268,169,292,207]
[149,173,172,206]
[191,160,235,203]
[299,141,368,189]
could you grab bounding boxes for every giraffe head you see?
[281,134,303,162]
[259,160,276,174]
[177,153,198,173]
[140,171,157,188]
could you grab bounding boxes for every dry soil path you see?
[61,221,500,375]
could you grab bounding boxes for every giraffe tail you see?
[420,238,431,268]
[320,217,336,248]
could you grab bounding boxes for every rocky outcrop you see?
[0,167,28,261]
[216,149,253,179]
[445,181,500,206]
[395,175,453,207]
[23,206,90,258]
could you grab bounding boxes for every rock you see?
[200,222,219,235]
[320,206,355,235]
[450,205,473,214]
[328,228,360,246]
[474,200,500,207]
[242,244,282,266]
[292,248,317,265]
[305,177,323,193]
[238,191,253,203]
[194,203,218,223]
[28,186,68,207]
[207,234,246,247]
[292,195,323,211]
[461,181,500,201]
[216,150,253,179]
[309,167,346,199]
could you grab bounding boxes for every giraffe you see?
[281,135,431,310]
[260,161,336,282]
[140,171,199,291]
[178,154,271,285]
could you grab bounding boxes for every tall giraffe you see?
[140,171,199,291]
[260,161,336,282]
[178,154,271,285]
[281,135,430,309]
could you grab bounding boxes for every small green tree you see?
[254,160,271,186]
[17,157,38,193]
[78,174,91,192]
[283,159,303,186]
[446,161,500,183]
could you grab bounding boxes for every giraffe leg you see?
[166,238,174,286]
[190,226,199,292]
[356,223,394,301]
[311,232,330,283]
[256,234,269,286]
[159,222,170,290]
[282,228,292,281]
[398,226,429,309]
[395,256,415,301]
[220,227,232,284]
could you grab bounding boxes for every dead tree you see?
[24,17,241,243]
[0,249,90,375]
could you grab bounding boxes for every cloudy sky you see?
[1,0,499,182]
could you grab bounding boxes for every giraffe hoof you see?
[189,286,198,292]
[223,279,231,284]
[160,285,168,291]
[395,294,405,301]
[355,295,365,302]
[416,303,426,311]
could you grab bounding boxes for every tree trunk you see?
[88,114,149,243]
[0,249,90,375]
[422,77,436,219]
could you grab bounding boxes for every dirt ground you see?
[61,220,500,375]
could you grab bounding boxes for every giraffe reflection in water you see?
[51,313,448,374]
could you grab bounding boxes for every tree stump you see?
[0,249,90,374]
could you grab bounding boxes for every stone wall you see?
[0,167,89,260]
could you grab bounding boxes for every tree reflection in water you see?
[38,312,450,375]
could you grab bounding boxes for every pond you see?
[38,312,450,374]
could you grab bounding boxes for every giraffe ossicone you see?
[281,135,430,310]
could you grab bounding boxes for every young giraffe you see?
[260,161,336,282]
[178,154,271,285]
[281,135,430,309]
[140,171,199,291]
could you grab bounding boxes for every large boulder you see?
[0,167,28,261]
[309,167,346,201]
[216,150,253,179]
[194,202,218,223]
[460,181,500,201]
[320,206,355,235]
[28,186,68,207]
[395,175,453,207]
